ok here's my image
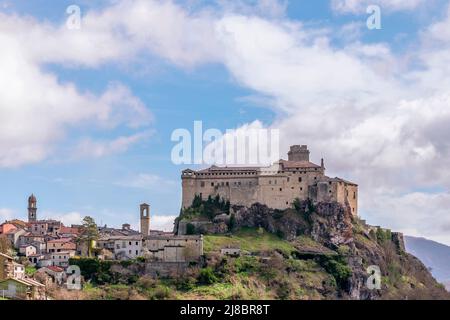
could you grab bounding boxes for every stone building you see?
[142,234,203,263]
[182,145,358,216]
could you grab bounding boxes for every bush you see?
[136,276,156,289]
[186,223,196,235]
[175,276,197,291]
[234,256,258,274]
[319,255,352,289]
[198,267,218,285]
[150,286,172,300]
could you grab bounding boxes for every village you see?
[0,195,203,300]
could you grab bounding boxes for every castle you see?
[182,145,358,216]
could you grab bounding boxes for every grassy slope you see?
[204,227,296,255]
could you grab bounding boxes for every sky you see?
[1,0,450,244]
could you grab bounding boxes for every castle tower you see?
[140,203,150,236]
[288,145,310,162]
[28,194,37,222]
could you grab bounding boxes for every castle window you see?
[353,192,356,199]
[269,180,272,184]
[299,177,302,182]
[287,177,290,182]
[300,187,303,191]
[211,182,214,187]
[201,182,205,187]
[280,188,282,192]
[226,182,229,186]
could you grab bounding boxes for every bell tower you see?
[28,194,37,222]
[140,203,150,236]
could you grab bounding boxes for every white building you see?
[96,235,143,260]
[51,251,75,268]
[19,244,37,257]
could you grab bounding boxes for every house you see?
[19,244,37,257]
[0,252,25,280]
[5,228,27,248]
[58,226,80,238]
[28,254,45,266]
[96,235,143,260]
[37,266,66,286]
[0,223,17,235]
[18,233,45,247]
[51,251,75,268]
[142,234,203,263]
[221,248,241,257]
[0,277,46,300]
[30,220,62,236]
[46,238,76,254]
[31,241,46,254]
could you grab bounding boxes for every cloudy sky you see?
[0,0,450,244]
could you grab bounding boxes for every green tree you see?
[80,216,99,257]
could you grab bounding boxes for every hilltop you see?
[46,197,449,300]
[172,197,449,300]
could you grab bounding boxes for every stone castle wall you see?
[181,146,358,216]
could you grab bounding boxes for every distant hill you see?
[404,236,450,290]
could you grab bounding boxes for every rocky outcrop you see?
[177,199,450,300]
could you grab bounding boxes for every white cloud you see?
[362,191,450,245]
[0,208,14,222]
[150,215,177,232]
[2,0,450,244]
[0,10,153,168]
[331,0,426,14]
[72,131,152,160]
[40,211,83,226]
[115,173,177,191]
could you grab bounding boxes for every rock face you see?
[177,199,450,300]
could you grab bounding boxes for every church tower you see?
[140,203,150,236]
[28,194,37,222]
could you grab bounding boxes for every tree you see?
[79,216,99,257]
[0,235,10,254]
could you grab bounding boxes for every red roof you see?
[59,226,80,235]
[279,160,321,169]
[47,238,72,244]
[45,266,64,273]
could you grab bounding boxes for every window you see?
[211,182,214,187]
[136,242,138,245]
[200,181,205,187]
[280,188,282,192]
[269,180,272,185]
[300,187,303,191]
[353,192,356,199]
[299,177,302,182]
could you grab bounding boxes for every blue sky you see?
[1,0,450,244]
